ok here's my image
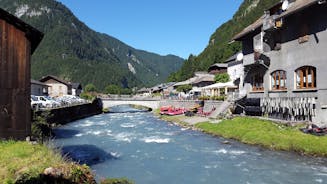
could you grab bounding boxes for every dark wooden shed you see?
[0,8,43,140]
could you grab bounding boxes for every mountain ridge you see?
[0,0,184,90]
[168,0,280,82]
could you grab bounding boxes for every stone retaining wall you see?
[33,98,103,125]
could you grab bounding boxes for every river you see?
[53,105,327,184]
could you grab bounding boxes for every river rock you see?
[43,167,63,177]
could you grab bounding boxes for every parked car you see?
[56,95,87,106]
[43,96,61,108]
[64,95,86,103]
[35,96,55,108]
[30,95,42,111]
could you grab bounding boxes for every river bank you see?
[155,111,327,157]
[0,140,134,184]
[0,140,97,183]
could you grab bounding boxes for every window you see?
[271,70,287,90]
[252,73,264,91]
[295,66,316,89]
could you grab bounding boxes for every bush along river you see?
[53,105,327,184]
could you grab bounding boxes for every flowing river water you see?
[53,105,327,184]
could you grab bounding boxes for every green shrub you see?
[198,95,225,101]
[198,96,210,100]
[214,73,230,83]
[84,84,97,92]
[210,95,225,101]
[80,91,96,101]
[32,111,53,143]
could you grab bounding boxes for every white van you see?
[31,95,42,110]
[35,96,55,108]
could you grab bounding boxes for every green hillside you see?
[0,0,184,90]
[168,0,280,82]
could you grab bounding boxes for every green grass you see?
[160,115,190,127]
[0,141,64,183]
[195,117,327,157]
[0,140,97,183]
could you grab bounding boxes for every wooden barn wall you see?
[0,19,31,140]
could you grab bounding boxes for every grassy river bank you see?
[0,140,94,183]
[0,140,133,184]
[156,110,327,157]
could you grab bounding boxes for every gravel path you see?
[182,116,221,125]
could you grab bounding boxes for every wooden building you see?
[31,79,49,96]
[208,63,228,75]
[0,8,43,139]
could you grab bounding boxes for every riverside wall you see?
[33,98,103,125]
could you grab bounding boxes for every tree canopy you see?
[105,84,132,95]
[84,83,97,92]
[214,73,230,83]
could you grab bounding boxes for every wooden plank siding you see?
[0,18,31,139]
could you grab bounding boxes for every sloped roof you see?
[0,8,43,53]
[31,79,48,86]
[233,0,319,40]
[150,82,176,91]
[173,79,193,86]
[174,73,214,86]
[202,81,237,89]
[192,75,215,84]
[39,75,71,87]
[137,87,150,93]
[232,14,264,41]
[209,63,228,69]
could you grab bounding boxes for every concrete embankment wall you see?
[159,100,223,112]
[33,98,103,125]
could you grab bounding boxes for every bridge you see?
[101,97,226,117]
[101,98,161,110]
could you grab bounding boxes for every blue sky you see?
[57,0,243,59]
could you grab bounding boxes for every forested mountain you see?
[168,0,280,82]
[0,0,184,90]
